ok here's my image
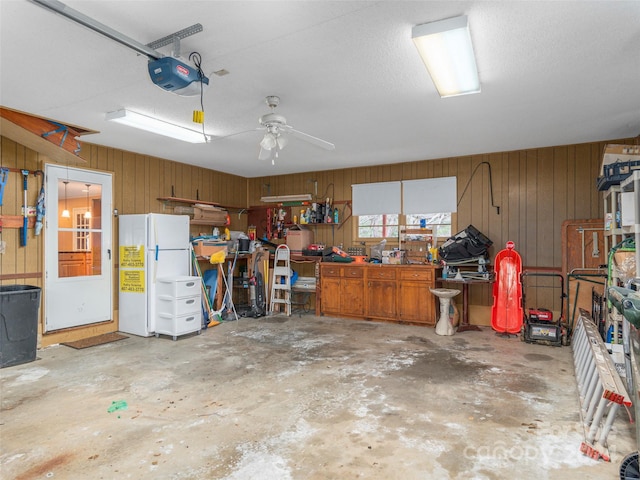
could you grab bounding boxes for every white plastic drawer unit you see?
[156,312,202,340]
[156,276,201,298]
[157,295,200,316]
[154,276,202,340]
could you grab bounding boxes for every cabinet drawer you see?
[60,253,85,261]
[342,267,364,278]
[322,266,341,277]
[157,294,200,316]
[367,268,396,280]
[156,311,201,337]
[156,276,201,298]
[400,269,433,282]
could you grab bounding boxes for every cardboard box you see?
[286,226,314,253]
[605,343,627,379]
[293,276,316,291]
[193,207,228,223]
[600,144,640,176]
[382,250,404,264]
[192,239,228,257]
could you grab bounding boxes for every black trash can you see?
[0,285,41,368]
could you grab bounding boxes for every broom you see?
[191,246,221,327]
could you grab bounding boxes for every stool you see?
[430,288,461,336]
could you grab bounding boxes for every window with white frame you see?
[405,212,452,238]
[353,177,456,241]
[357,214,399,239]
[352,181,401,240]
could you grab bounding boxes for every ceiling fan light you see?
[276,135,288,150]
[260,133,277,150]
[258,147,272,161]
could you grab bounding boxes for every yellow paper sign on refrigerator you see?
[120,269,145,293]
[120,245,145,268]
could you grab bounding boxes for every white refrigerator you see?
[118,214,192,336]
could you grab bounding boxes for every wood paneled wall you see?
[2,132,638,341]
[0,137,43,286]
[248,137,638,307]
[79,143,247,219]
[1,137,246,346]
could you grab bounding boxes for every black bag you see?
[438,225,493,261]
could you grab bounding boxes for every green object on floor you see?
[107,400,128,413]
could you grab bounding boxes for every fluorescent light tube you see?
[412,15,480,98]
[105,109,208,143]
[260,194,313,203]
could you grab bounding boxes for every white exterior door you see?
[44,165,113,331]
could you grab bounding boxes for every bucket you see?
[238,238,250,252]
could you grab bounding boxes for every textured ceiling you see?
[1,1,639,178]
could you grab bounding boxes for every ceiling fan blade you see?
[209,127,264,142]
[285,126,335,151]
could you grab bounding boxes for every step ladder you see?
[269,244,292,316]
[572,310,632,461]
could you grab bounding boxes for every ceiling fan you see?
[220,96,335,164]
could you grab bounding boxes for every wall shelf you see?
[157,196,245,212]
[157,196,237,226]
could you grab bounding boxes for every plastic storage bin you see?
[155,277,201,340]
[0,285,41,368]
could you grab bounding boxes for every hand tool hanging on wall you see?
[20,169,29,246]
[0,167,8,206]
[34,170,45,236]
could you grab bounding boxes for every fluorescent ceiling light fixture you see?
[105,109,208,143]
[260,194,313,203]
[412,15,480,98]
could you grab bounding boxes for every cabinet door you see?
[368,280,396,319]
[321,278,342,314]
[398,269,436,324]
[340,267,365,316]
[398,282,435,324]
[341,279,364,316]
[59,259,86,278]
[367,268,397,319]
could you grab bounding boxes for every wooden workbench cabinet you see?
[319,263,439,326]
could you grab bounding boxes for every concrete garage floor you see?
[1,315,636,479]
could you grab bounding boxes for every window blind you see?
[352,181,401,216]
[402,177,457,214]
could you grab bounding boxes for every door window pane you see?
[57,180,102,277]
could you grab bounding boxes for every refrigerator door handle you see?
[107,248,111,260]
[155,245,159,261]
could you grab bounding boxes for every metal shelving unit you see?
[620,170,640,275]
[600,172,640,351]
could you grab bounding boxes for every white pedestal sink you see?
[430,288,461,336]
